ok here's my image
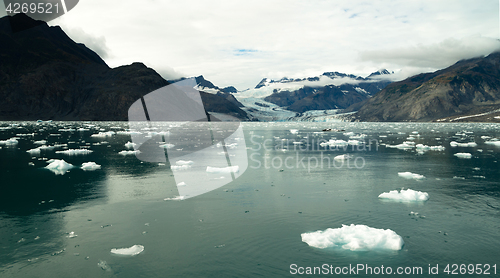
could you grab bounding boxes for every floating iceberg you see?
[56,149,93,155]
[385,142,414,150]
[26,147,42,155]
[0,138,18,145]
[176,160,194,166]
[33,140,47,145]
[450,141,477,147]
[164,196,186,201]
[110,245,144,256]
[484,140,500,147]
[320,139,348,148]
[454,153,472,159]
[301,224,404,251]
[398,172,425,180]
[334,154,351,161]
[159,143,175,149]
[290,129,299,134]
[45,159,74,175]
[177,182,186,186]
[171,165,190,171]
[124,141,137,149]
[118,150,141,155]
[206,166,239,173]
[81,162,101,171]
[378,188,429,202]
[415,144,445,151]
[91,131,115,138]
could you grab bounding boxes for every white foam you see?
[124,141,137,149]
[81,162,101,171]
[301,224,404,251]
[378,188,429,202]
[450,141,477,147]
[454,152,472,159]
[398,172,425,180]
[176,160,194,166]
[56,149,93,155]
[45,159,74,175]
[110,245,144,256]
[206,166,239,173]
[119,150,141,155]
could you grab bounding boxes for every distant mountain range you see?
[353,52,500,122]
[0,14,249,121]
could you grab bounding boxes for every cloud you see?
[64,27,110,59]
[359,36,500,69]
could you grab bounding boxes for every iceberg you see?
[0,138,19,145]
[110,245,144,256]
[124,141,137,149]
[56,149,93,155]
[176,160,194,166]
[398,172,425,180]
[454,153,472,159]
[91,131,115,138]
[81,162,101,171]
[484,140,500,147]
[118,150,141,155]
[301,224,404,251]
[159,143,175,149]
[171,165,190,171]
[378,188,429,202]
[290,129,299,134]
[45,159,74,175]
[177,182,186,186]
[415,144,445,151]
[206,166,239,173]
[450,141,477,147]
[334,154,351,161]
[164,196,186,201]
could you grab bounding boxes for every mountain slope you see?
[0,14,248,121]
[353,52,500,122]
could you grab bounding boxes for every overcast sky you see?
[3,0,500,90]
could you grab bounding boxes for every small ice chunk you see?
[33,140,47,145]
[415,144,445,151]
[301,224,404,251]
[378,188,429,202]
[164,196,186,201]
[45,159,74,175]
[56,149,93,155]
[450,141,477,147]
[177,182,186,186]
[171,165,191,171]
[334,154,351,161]
[26,147,42,155]
[159,143,175,149]
[110,245,144,256]
[398,172,425,180]
[0,138,19,145]
[91,131,115,138]
[176,160,193,166]
[454,153,472,159]
[206,166,239,173]
[124,141,137,149]
[484,140,500,147]
[67,231,77,238]
[119,150,141,155]
[290,129,299,134]
[81,162,101,171]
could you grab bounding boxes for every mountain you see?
[258,71,392,113]
[353,52,500,122]
[0,14,249,121]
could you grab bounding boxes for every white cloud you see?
[64,27,110,58]
[47,0,499,90]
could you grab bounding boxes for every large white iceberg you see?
[398,172,425,180]
[110,245,144,256]
[206,166,239,173]
[301,224,404,251]
[45,159,74,175]
[378,188,429,202]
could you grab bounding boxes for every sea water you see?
[0,121,499,277]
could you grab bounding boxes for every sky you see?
[2,0,500,90]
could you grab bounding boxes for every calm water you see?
[1,121,499,277]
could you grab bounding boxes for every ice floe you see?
[290,129,299,134]
[159,143,175,149]
[301,224,404,251]
[110,245,144,256]
[415,144,445,151]
[164,196,186,201]
[45,159,74,175]
[91,131,115,138]
[398,172,425,180]
[118,150,141,155]
[56,149,93,155]
[450,141,477,147]
[124,141,137,149]
[484,140,500,147]
[0,138,19,145]
[206,166,239,173]
[177,182,186,186]
[378,188,429,202]
[176,160,194,166]
[334,154,351,161]
[454,153,472,159]
[385,142,414,150]
[171,165,190,171]
[81,162,101,171]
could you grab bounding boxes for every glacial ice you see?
[159,143,175,149]
[415,144,445,151]
[91,131,115,138]
[176,160,194,166]
[385,142,414,149]
[177,182,186,186]
[206,166,240,173]
[0,138,19,145]
[81,162,101,171]
[45,159,74,175]
[118,150,141,155]
[171,165,190,171]
[454,153,472,159]
[334,154,351,161]
[56,149,93,155]
[110,245,144,256]
[290,129,299,134]
[320,139,348,148]
[450,141,477,147]
[398,172,425,180]
[164,196,186,201]
[124,141,137,149]
[301,224,404,251]
[33,140,47,145]
[484,140,500,147]
[378,188,429,202]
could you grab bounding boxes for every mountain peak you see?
[0,13,47,33]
